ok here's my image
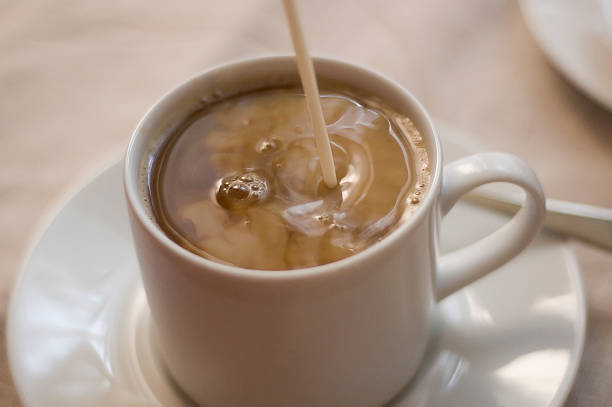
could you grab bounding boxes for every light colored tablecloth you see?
[1,0,611,405]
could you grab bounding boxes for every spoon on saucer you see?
[467,190,612,250]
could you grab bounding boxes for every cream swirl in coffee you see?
[148,88,430,270]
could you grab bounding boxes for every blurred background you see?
[1,0,611,405]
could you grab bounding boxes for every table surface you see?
[1,0,611,405]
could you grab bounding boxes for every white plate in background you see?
[520,0,612,111]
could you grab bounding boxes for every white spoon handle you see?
[467,191,612,250]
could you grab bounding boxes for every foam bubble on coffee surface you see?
[216,172,269,210]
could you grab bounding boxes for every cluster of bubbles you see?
[216,172,269,210]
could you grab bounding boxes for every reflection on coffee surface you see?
[148,88,430,270]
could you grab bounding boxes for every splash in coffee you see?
[148,88,430,270]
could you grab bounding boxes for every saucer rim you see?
[6,149,126,406]
[6,153,587,407]
[548,247,586,406]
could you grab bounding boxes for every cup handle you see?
[435,152,546,300]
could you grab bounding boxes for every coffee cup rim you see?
[124,55,443,281]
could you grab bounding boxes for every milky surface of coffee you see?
[149,88,430,270]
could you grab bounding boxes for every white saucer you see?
[7,133,586,407]
[520,0,612,110]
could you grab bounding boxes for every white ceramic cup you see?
[124,56,546,407]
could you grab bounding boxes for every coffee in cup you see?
[146,87,431,270]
